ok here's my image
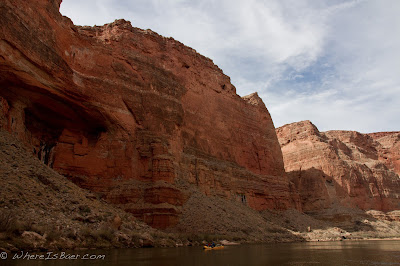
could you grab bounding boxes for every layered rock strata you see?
[277,121,400,213]
[0,0,297,228]
[369,132,400,177]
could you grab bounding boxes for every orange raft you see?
[203,245,225,250]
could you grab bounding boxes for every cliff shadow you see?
[278,167,379,233]
[169,188,306,243]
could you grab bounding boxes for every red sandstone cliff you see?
[369,132,400,177]
[0,0,298,229]
[277,121,400,213]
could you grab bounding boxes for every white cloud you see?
[60,0,400,133]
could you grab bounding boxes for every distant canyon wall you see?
[277,121,400,213]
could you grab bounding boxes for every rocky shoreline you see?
[2,120,399,252]
[1,0,400,253]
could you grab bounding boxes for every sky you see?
[60,0,400,133]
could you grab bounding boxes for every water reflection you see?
[3,240,400,266]
[298,240,400,251]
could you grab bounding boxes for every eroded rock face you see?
[277,121,400,212]
[368,132,400,177]
[0,0,296,228]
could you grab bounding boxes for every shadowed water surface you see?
[3,240,400,265]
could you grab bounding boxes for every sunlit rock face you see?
[277,121,400,213]
[368,132,400,177]
[0,0,298,228]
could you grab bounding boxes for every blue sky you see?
[60,0,400,133]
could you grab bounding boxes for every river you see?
[3,240,400,265]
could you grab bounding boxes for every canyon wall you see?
[0,0,299,229]
[369,132,400,177]
[277,121,400,213]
